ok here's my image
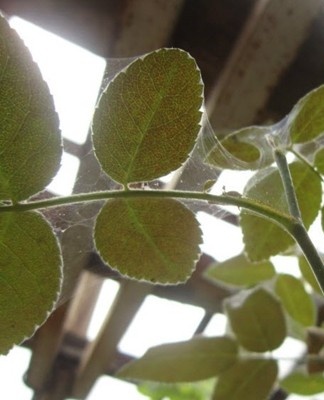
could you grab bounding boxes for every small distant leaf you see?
[314,147,324,175]
[275,274,315,326]
[225,287,286,352]
[241,162,321,261]
[138,380,215,400]
[204,126,273,171]
[205,254,275,287]
[288,85,324,143]
[0,15,62,201]
[94,198,202,284]
[212,359,278,400]
[117,336,238,382]
[0,211,61,354]
[281,371,324,395]
[203,179,217,192]
[92,48,203,185]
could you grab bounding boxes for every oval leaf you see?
[92,48,203,185]
[225,287,286,352]
[0,211,61,354]
[281,371,324,395]
[212,359,278,400]
[0,16,62,201]
[117,336,238,382]
[275,274,315,327]
[204,126,276,171]
[288,85,324,143]
[94,198,202,284]
[241,162,321,261]
[205,254,275,288]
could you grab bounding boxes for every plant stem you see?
[274,148,324,293]
[289,222,324,293]
[273,149,302,220]
[1,182,323,292]
[0,189,292,226]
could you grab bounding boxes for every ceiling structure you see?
[0,1,324,399]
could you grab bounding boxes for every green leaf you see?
[205,254,275,288]
[0,211,61,354]
[138,380,215,400]
[204,126,274,171]
[94,198,202,284]
[212,359,278,400]
[288,85,324,143]
[275,273,315,326]
[241,162,321,261]
[225,287,286,352]
[0,15,62,202]
[299,255,322,294]
[281,371,324,395]
[92,48,203,185]
[314,147,324,175]
[117,336,238,382]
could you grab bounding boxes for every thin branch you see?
[273,149,302,220]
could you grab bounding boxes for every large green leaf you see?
[281,371,324,395]
[205,254,275,288]
[241,162,321,261]
[92,48,203,185]
[117,336,238,382]
[275,273,315,326]
[94,198,202,284]
[0,211,61,354]
[212,359,277,400]
[0,15,62,202]
[288,85,324,144]
[225,287,286,352]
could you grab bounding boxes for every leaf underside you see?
[225,287,286,352]
[92,48,203,185]
[205,254,275,288]
[94,198,202,284]
[241,162,321,261]
[212,359,278,400]
[0,15,62,201]
[117,336,238,382]
[0,211,61,354]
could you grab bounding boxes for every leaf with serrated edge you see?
[288,85,324,144]
[0,211,61,354]
[94,198,202,284]
[117,336,238,382]
[281,371,324,395]
[212,359,277,400]
[225,287,286,352]
[275,274,315,327]
[241,162,321,261]
[205,254,275,288]
[92,48,203,185]
[0,15,61,201]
